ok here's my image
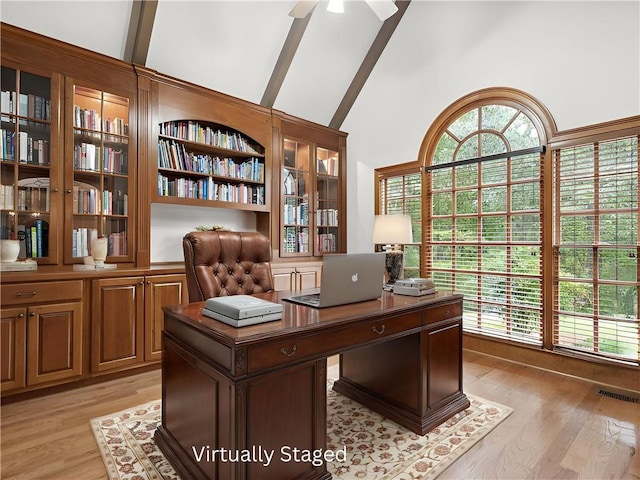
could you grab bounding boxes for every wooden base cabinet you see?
[91,274,187,372]
[271,262,322,292]
[0,281,83,393]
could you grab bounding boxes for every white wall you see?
[342,1,640,254]
[150,204,256,263]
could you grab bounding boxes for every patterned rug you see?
[91,381,512,480]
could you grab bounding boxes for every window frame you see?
[373,87,640,366]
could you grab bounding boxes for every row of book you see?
[317,233,337,253]
[73,106,128,135]
[1,90,51,121]
[282,226,310,253]
[17,186,49,212]
[317,208,338,226]
[1,129,50,164]
[159,121,260,154]
[158,139,264,181]
[15,219,49,258]
[73,186,128,215]
[157,173,265,205]
[283,199,309,225]
[73,142,128,174]
[282,230,337,254]
[72,229,127,257]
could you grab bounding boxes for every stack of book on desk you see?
[202,295,283,327]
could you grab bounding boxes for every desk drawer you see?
[424,301,462,324]
[1,281,83,305]
[248,311,422,373]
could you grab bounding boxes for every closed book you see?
[203,295,282,320]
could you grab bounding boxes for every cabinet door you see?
[1,307,26,391]
[315,146,340,255]
[91,277,144,372]
[144,274,187,362]
[271,268,296,292]
[1,63,62,265]
[281,138,311,256]
[26,302,83,385]
[297,267,321,290]
[65,80,135,264]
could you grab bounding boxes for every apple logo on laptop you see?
[351,273,358,283]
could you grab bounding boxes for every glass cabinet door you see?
[281,138,311,255]
[1,65,58,263]
[68,84,131,263]
[315,146,339,255]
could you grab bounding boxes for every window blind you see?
[553,135,639,363]
[428,150,544,345]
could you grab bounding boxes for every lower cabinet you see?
[91,274,187,372]
[1,281,83,393]
[271,262,322,291]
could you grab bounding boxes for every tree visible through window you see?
[378,89,639,365]
[554,136,639,361]
[426,104,544,344]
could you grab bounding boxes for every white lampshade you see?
[372,214,412,246]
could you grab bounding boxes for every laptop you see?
[283,252,385,308]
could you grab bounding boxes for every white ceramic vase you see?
[0,239,21,263]
[90,237,109,266]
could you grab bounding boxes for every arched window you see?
[419,88,555,345]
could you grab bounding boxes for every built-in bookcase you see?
[155,120,267,210]
[0,64,58,262]
[67,83,132,263]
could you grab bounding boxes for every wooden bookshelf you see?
[155,121,267,209]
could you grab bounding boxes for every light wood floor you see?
[1,351,638,480]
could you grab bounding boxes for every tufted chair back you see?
[182,230,274,302]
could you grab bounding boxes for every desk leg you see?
[156,334,331,480]
[334,323,469,435]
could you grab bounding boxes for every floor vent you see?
[596,388,640,403]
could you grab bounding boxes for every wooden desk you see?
[155,290,469,480]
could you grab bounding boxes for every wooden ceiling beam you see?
[260,13,314,108]
[124,0,158,65]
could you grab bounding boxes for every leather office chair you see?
[182,230,275,302]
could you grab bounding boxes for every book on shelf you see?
[23,219,49,258]
[0,184,14,209]
[16,224,26,258]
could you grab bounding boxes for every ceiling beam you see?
[329,0,411,130]
[260,13,314,108]
[124,0,158,65]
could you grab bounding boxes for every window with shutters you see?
[553,135,639,362]
[376,165,422,278]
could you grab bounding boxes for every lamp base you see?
[384,250,404,285]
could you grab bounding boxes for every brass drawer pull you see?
[280,345,297,357]
[16,291,37,297]
[372,325,386,335]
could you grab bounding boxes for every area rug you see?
[91,380,512,480]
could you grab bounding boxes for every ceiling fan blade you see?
[288,0,320,18]
[364,0,398,21]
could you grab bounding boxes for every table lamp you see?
[372,214,413,285]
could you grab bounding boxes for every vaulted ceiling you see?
[1,0,411,130]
